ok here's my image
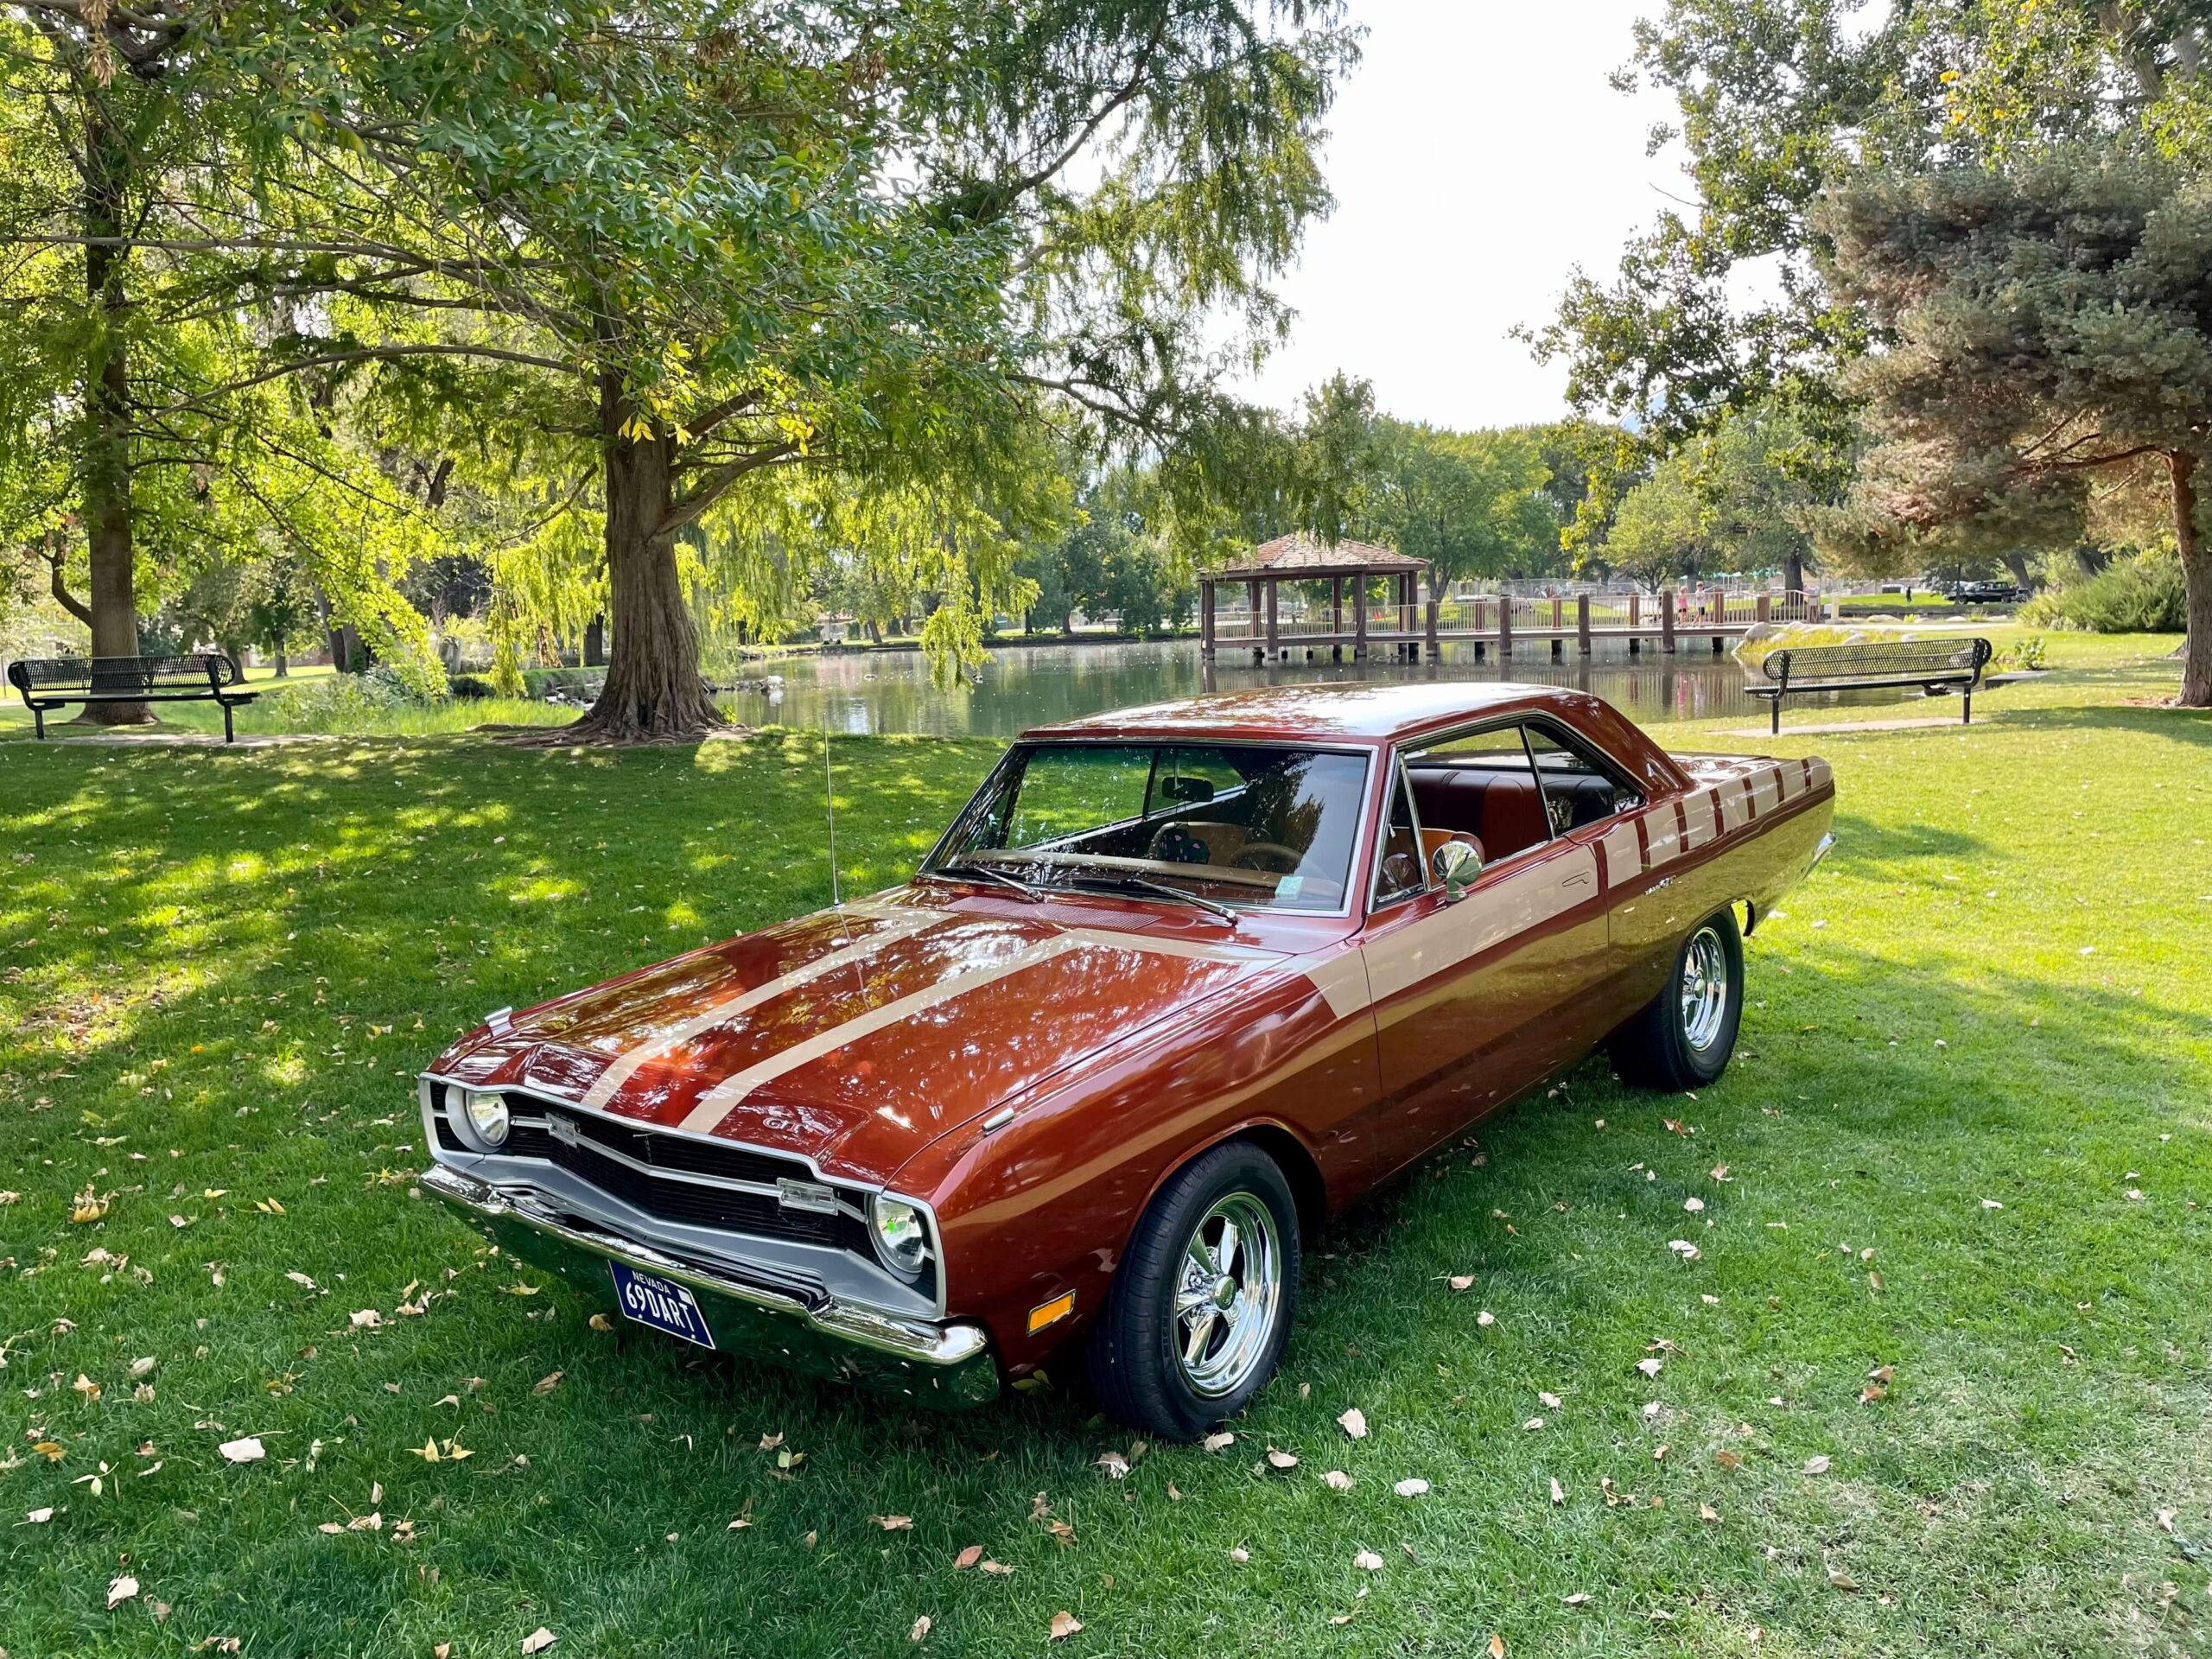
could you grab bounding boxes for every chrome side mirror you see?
[1431,838,1482,901]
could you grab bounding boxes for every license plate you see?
[608,1262,716,1350]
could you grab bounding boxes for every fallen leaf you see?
[1488,1636,1507,1658]
[219,1437,265,1465]
[1394,1478,1429,1497]
[1867,1364,1895,1384]
[348,1309,383,1330]
[1828,1570,1858,1591]
[1048,1611,1083,1641]
[285,1272,315,1290]
[107,1573,140,1607]
[1229,1546,1250,1563]
[1549,1477,1564,1505]
[28,1506,55,1523]
[1700,1502,1720,1522]
[910,1614,931,1642]
[979,1560,1014,1576]
[1354,1548,1384,1572]
[522,1628,557,1654]
[1714,1450,1743,1471]
[1539,1391,1561,1409]
[1094,1451,1129,1479]
[953,1545,982,1569]
[1266,1448,1299,1470]
[130,1357,156,1379]
[1447,1274,1475,1292]
[1323,1469,1353,1491]
[1203,1431,1235,1453]
[588,1313,613,1332]
[1563,1592,1591,1606]
[1477,1309,1497,1327]
[2156,1509,2177,1534]
[1803,1455,1832,1475]
[873,1515,914,1531]
[1683,1197,1705,1212]
[1337,1407,1368,1440]
[1637,1358,1662,1378]
[73,1373,101,1402]
[532,1371,563,1395]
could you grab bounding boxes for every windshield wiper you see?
[1050,870,1239,924]
[920,861,1044,901]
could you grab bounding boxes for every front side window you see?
[1373,765,1427,907]
[931,741,1372,912]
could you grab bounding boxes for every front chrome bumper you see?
[421,1164,999,1408]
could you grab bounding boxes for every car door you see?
[1354,724,1611,1178]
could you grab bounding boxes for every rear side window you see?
[1524,724,1643,833]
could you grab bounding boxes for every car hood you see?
[432,892,1281,1185]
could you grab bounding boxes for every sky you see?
[1236,0,1687,434]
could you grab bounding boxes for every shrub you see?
[2021,544,2185,632]
[257,664,427,732]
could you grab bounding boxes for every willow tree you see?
[290,0,1353,740]
[0,0,489,716]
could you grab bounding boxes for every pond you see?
[718,638,1775,737]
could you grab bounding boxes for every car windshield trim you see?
[926,740,1378,918]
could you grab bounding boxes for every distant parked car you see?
[1949,580,2024,604]
[417,683,1835,1438]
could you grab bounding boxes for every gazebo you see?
[1198,533,1437,662]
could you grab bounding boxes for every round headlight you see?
[450,1085,510,1150]
[868,1195,929,1280]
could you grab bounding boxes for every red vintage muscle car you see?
[419,683,1834,1438]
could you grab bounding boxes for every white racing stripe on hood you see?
[577,910,947,1111]
[673,925,1271,1133]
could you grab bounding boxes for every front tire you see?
[1087,1140,1300,1440]
[1611,906,1745,1090]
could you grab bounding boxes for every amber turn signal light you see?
[1027,1290,1076,1334]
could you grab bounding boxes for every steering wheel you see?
[1230,842,1302,874]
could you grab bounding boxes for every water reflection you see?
[720,639,1765,737]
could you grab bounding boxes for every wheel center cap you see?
[1211,1274,1236,1310]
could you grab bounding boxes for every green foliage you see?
[2022,544,2188,632]
[3,644,2209,1654]
[1530,1,2212,447]
[1598,402,1832,586]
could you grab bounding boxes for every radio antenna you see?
[822,714,842,908]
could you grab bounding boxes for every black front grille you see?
[435,1090,874,1258]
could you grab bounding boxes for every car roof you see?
[1024,680,1602,744]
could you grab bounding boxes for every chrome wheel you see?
[1681,925,1729,1052]
[1171,1192,1282,1398]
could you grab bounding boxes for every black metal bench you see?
[1749,638,1993,734]
[7,653,259,742]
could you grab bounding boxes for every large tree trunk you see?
[2173,451,2212,708]
[78,92,149,726]
[1783,550,1805,596]
[565,370,724,741]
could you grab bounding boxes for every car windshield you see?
[928,741,1372,913]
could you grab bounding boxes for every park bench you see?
[1749,637,1993,734]
[7,652,258,742]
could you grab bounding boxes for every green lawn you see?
[3,637,2209,1658]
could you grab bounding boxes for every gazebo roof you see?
[1208,533,1428,581]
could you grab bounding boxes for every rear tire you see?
[1086,1140,1300,1441]
[1611,906,1745,1090]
